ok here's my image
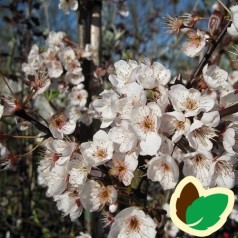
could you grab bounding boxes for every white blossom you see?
[49,113,76,139]
[58,0,78,14]
[108,120,137,153]
[147,154,179,190]
[80,130,114,166]
[93,89,119,128]
[130,103,162,156]
[168,84,214,117]
[109,152,138,186]
[182,151,213,187]
[80,180,117,212]
[68,153,91,189]
[135,62,171,88]
[108,60,138,88]
[54,190,83,221]
[181,30,210,57]
[209,154,236,189]
[160,111,190,143]
[186,119,217,151]
[46,164,69,197]
[202,64,231,90]
[46,31,65,50]
[69,86,88,108]
[108,207,157,238]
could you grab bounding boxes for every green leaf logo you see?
[170,176,235,237]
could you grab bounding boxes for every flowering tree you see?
[1,0,238,237]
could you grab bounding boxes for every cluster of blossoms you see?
[25,31,90,135]
[165,4,238,57]
[0,31,91,172]
[1,2,238,238]
[36,53,238,236]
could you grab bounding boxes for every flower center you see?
[161,162,171,172]
[99,187,111,203]
[193,36,202,47]
[173,119,185,130]
[96,148,107,160]
[51,113,66,128]
[185,97,197,110]
[142,116,155,132]
[128,216,140,231]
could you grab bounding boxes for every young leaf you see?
[176,182,199,223]
[186,194,228,230]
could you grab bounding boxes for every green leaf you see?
[185,194,228,230]
[44,89,60,101]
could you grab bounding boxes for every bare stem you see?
[15,109,52,136]
[219,103,238,118]
[18,140,44,158]
[9,135,45,139]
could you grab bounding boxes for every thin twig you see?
[219,103,238,118]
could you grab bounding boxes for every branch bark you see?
[90,0,102,66]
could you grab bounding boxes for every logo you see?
[170,176,235,237]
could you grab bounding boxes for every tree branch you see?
[219,103,238,118]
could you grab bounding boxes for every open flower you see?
[181,30,210,57]
[160,111,191,143]
[108,60,138,88]
[130,102,162,156]
[80,180,117,212]
[46,31,65,50]
[1,95,22,115]
[43,138,76,168]
[58,0,78,14]
[168,84,215,117]
[109,152,138,186]
[135,61,171,89]
[46,164,69,197]
[187,119,217,151]
[202,64,231,91]
[108,120,137,153]
[108,207,157,238]
[80,130,114,166]
[93,89,119,128]
[49,113,76,139]
[164,15,183,34]
[209,154,236,189]
[222,123,238,154]
[69,85,88,108]
[68,153,91,189]
[182,151,213,187]
[54,189,83,221]
[147,154,179,190]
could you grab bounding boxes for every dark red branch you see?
[219,103,238,118]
